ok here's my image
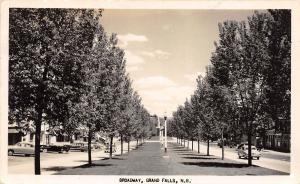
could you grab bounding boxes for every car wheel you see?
[257,157,260,160]
[238,156,241,159]
[25,154,30,157]
[8,150,14,156]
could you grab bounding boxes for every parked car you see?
[8,142,35,156]
[237,145,261,160]
[236,142,248,151]
[256,144,264,151]
[69,142,92,152]
[40,144,70,153]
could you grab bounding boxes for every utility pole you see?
[164,113,167,152]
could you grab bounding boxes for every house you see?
[8,122,105,146]
[263,118,290,152]
[8,122,56,145]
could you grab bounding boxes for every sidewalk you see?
[261,149,290,156]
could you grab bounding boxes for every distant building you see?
[265,118,290,152]
[150,115,159,136]
[8,125,23,145]
[8,122,102,145]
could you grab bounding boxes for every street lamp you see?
[157,116,162,146]
[164,113,167,153]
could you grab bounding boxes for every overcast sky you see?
[101,10,256,117]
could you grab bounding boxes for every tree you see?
[117,75,134,155]
[263,10,291,134]
[172,106,187,146]
[182,99,197,150]
[9,9,103,174]
[197,75,220,156]
[211,11,278,165]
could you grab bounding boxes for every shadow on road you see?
[181,156,217,160]
[181,162,257,168]
[172,149,190,152]
[75,163,113,168]
[170,147,185,150]
[42,166,73,172]
[100,157,125,160]
[178,153,214,156]
[46,163,114,173]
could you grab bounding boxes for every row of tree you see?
[9,9,153,174]
[169,10,291,166]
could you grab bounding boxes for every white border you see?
[1,1,300,184]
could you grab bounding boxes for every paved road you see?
[8,137,289,175]
[55,141,287,175]
[199,141,290,162]
[8,140,138,175]
[176,138,290,173]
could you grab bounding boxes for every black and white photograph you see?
[0,1,299,184]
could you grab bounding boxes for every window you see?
[56,134,64,142]
[30,133,34,142]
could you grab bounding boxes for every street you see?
[6,8,292,180]
[54,141,287,175]
[8,140,138,175]
[8,137,289,175]
[176,138,290,173]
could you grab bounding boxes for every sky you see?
[101,10,256,117]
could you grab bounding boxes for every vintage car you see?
[40,144,70,153]
[8,142,35,156]
[237,145,261,160]
[69,142,90,152]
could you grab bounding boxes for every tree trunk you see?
[128,141,130,153]
[109,136,113,159]
[34,59,50,175]
[88,126,92,165]
[198,139,200,154]
[192,139,194,151]
[136,139,138,148]
[207,139,210,156]
[221,129,224,160]
[121,134,123,155]
[34,112,42,175]
[248,122,252,166]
